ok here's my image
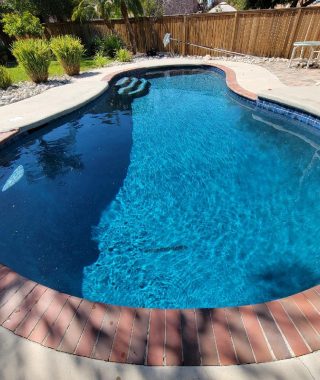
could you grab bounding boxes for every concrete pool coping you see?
[1,58,320,375]
[1,58,319,140]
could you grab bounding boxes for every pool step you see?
[117,77,150,98]
[128,79,149,96]
[118,77,140,95]
[115,77,130,87]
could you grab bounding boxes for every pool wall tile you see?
[256,98,320,129]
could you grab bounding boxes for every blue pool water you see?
[1,67,320,308]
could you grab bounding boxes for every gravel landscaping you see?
[1,54,319,107]
[0,76,71,107]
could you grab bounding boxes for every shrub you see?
[12,39,51,83]
[116,48,132,63]
[2,12,44,39]
[0,65,12,90]
[87,36,104,57]
[90,34,124,58]
[50,35,85,76]
[103,34,124,58]
[93,52,108,68]
[0,42,10,65]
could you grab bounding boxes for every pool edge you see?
[1,62,320,366]
[0,263,319,366]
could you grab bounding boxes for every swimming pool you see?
[1,66,320,309]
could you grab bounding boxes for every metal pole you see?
[169,38,249,57]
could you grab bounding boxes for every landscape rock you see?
[0,75,71,107]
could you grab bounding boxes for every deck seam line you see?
[73,302,95,354]
[224,308,239,364]
[194,309,202,366]
[313,288,320,298]
[239,307,257,363]
[303,293,320,315]
[144,308,152,365]
[290,298,320,340]
[41,295,70,345]
[27,290,57,339]
[163,309,167,366]
[126,308,137,363]
[1,282,38,325]
[0,270,11,283]
[56,299,83,351]
[297,356,317,380]
[253,306,277,361]
[306,290,320,313]
[268,302,311,354]
[108,307,122,362]
[90,305,109,358]
[265,302,294,357]
[14,287,49,334]
[209,309,220,365]
[0,279,32,311]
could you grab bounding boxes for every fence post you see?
[182,15,187,56]
[285,8,302,58]
[230,12,239,52]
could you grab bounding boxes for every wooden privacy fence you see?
[45,6,320,58]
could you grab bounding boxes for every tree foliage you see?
[142,0,164,17]
[203,0,317,9]
[72,0,143,54]
[231,0,317,8]
[2,11,44,38]
[72,0,117,22]
[1,0,74,21]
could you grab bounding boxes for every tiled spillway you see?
[1,264,320,366]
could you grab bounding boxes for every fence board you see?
[44,7,320,58]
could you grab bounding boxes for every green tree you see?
[2,11,44,38]
[228,0,247,9]
[243,0,317,8]
[142,0,163,51]
[142,0,164,17]
[0,0,36,14]
[113,0,143,54]
[72,0,116,32]
[72,0,143,54]
[1,0,74,21]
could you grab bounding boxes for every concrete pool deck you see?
[0,325,320,380]
[1,57,320,139]
[1,58,320,379]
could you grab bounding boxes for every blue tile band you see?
[256,98,320,130]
